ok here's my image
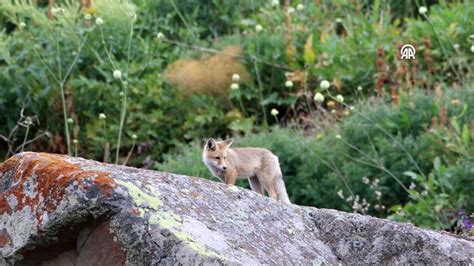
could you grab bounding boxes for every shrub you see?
[156,87,473,231]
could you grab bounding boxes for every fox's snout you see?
[216,160,228,171]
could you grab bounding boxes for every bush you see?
[156,87,473,231]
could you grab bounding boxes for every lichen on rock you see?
[0,152,473,265]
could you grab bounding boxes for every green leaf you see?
[403,171,419,180]
[450,116,460,132]
[459,103,468,118]
[462,124,470,146]
[304,34,316,66]
[433,157,441,173]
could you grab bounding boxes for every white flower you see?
[19,22,26,29]
[72,139,78,144]
[375,191,382,200]
[314,92,324,103]
[357,86,363,92]
[288,7,295,13]
[285,80,293,88]
[157,32,165,40]
[337,190,344,199]
[25,117,33,125]
[349,106,355,110]
[270,0,279,7]
[453,43,460,50]
[471,45,474,53]
[232,74,240,82]
[296,3,304,11]
[331,109,336,114]
[335,134,341,139]
[230,83,239,90]
[113,70,122,79]
[409,182,416,190]
[320,80,330,90]
[84,13,92,20]
[335,18,343,23]
[362,176,370,184]
[373,178,380,187]
[418,6,427,15]
[271,108,279,116]
[132,134,138,140]
[99,113,106,120]
[51,7,64,16]
[469,34,474,41]
[255,24,263,32]
[336,94,344,103]
[67,118,74,124]
[95,17,104,26]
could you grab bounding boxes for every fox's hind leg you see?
[259,175,278,200]
[248,176,264,194]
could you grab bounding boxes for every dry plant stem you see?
[55,23,71,156]
[116,84,128,164]
[32,24,88,155]
[98,21,133,164]
[116,20,134,164]
[123,141,135,166]
[15,131,49,154]
[20,124,30,152]
[102,120,110,162]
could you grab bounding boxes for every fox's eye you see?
[215,157,220,160]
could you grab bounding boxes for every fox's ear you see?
[206,138,217,151]
[223,138,234,147]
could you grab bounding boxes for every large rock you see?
[0,152,472,265]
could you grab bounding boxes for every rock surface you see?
[0,152,472,265]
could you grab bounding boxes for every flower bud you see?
[320,80,330,90]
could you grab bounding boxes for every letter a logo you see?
[400,44,416,60]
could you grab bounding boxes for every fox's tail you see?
[274,174,291,204]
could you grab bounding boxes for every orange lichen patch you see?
[93,175,115,196]
[0,230,11,247]
[0,196,12,214]
[0,153,115,223]
[0,154,20,172]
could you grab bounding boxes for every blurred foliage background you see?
[0,0,473,234]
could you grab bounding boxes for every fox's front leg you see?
[224,170,237,185]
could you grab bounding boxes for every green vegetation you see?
[0,0,472,234]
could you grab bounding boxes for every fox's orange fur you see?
[202,138,290,203]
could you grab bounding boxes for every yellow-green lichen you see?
[226,185,240,193]
[115,179,161,210]
[174,231,227,261]
[149,212,226,261]
[149,212,182,229]
[116,179,226,262]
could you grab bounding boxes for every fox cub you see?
[202,138,290,204]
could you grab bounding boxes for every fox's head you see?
[203,138,233,171]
